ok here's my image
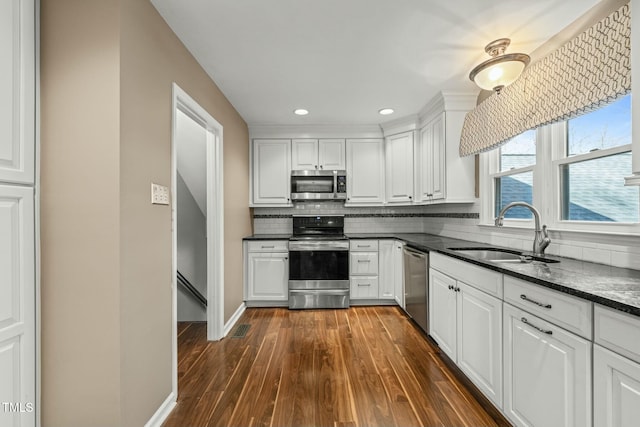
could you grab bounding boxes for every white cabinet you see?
[429,266,503,408]
[385,131,414,204]
[594,344,640,427]
[594,304,640,427]
[393,241,405,307]
[378,240,402,300]
[252,139,291,206]
[415,92,476,204]
[350,240,380,300]
[244,241,289,305]
[346,139,385,205]
[417,114,445,202]
[503,303,591,427]
[291,138,345,170]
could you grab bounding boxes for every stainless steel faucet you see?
[495,202,551,256]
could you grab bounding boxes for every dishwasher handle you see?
[403,247,427,259]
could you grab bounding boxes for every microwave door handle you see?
[333,173,337,199]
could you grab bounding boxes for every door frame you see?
[170,83,225,393]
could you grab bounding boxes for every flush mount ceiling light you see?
[469,38,530,93]
[294,108,309,116]
[378,108,394,115]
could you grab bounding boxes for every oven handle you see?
[289,241,350,251]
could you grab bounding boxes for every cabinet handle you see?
[358,283,371,287]
[521,317,553,335]
[284,257,288,260]
[520,294,552,309]
[448,285,454,290]
[358,245,371,248]
[409,196,412,200]
[261,245,275,249]
[315,165,318,169]
[357,259,371,263]
[320,165,323,169]
[455,287,460,292]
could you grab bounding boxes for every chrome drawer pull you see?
[520,294,552,309]
[357,259,371,263]
[261,245,275,249]
[358,283,371,286]
[521,317,553,335]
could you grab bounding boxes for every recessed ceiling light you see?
[379,108,394,115]
[294,109,309,116]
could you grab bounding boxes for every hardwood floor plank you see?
[164,307,504,427]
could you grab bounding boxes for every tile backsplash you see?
[253,201,640,270]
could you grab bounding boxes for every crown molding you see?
[418,91,478,126]
[249,124,383,139]
[379,114,419,137]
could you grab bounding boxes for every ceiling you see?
[151,0,601,126]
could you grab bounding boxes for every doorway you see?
[171,83,224,393]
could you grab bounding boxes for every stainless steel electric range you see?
[288,215,349,309]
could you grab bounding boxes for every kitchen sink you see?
[448,247,560,264]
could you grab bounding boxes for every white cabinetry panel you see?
[291,139,318,170]
[0,0,35,185]
[318,139,345,170]
[503,303,591,427]
[247,252,288,301]
[0,185,35,427]
[385,131,414,204]
[346,139,385,205]
[252,139,291,206]
[429,269,457,360]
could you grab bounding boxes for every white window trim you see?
[480,121,640,236]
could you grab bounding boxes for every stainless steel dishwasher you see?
[403,247,429,333]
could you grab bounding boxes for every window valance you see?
[459,3,631,157]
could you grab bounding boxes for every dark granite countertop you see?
[244,232,640,316]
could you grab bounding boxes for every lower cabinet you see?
[244,241,289,305]
[379,240,404,301]
[594,344,640,427]
[429,266,503,408]
[503,303,591,427]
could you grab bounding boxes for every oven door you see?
[288,244,349,290]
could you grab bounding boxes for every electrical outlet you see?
[151,183,170,205]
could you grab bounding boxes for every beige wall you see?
[40,0,251,424]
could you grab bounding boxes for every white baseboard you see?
[145,391,177,427]
[223,302,246,337]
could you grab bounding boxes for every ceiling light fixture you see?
[294,108,309,116]
[378,108,394,115]
[469,38,530,93]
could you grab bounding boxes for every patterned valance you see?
[459,3,631,156]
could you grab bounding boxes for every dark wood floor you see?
[163,306,502,427]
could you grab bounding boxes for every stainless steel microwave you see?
[291,170,347,201]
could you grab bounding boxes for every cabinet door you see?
[594,344,640,427]
[247,252,288,301]
[417,115,445,202]
[393,241,405,308]
[346,139,385,205]
[428,269,457,361]
[457,282,503,409]
[349,252,378,275]
[0,185,35,427]
[0,0,35,185]
[378,240,394,299]
[291,139,318,170]
[503,303,591,427]
[252,139,291,205]
[385,132,414,204]
[318,139,345,170]
[350,277,379,299]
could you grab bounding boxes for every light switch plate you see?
[151,183,170,205]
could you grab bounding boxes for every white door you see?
[346,139,385,205]
[253,139,291,205]
[318,139,345,170]
[456,282,503,409]
[503,303,591,427]
[247,252,288,301]
[428,269,457,360]
[0,185,35,427]
[291,139,318,170]
[385,132,414,204]
[594,344,640,427]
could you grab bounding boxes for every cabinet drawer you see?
[350,277,379,299]
[350,252,379,275]
[350,240,379,251]
[247,240,289,252]
[504,276,592,339]
[595,304,640,364]
[430,252,502,298]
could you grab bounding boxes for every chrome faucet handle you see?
[494,216,504,226]
[535,225,551,255]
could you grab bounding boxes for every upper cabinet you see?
[346,138,385,205]
[251,139,292,206]
[291,138,346,170]
[416,114,445,202]
[0,0,35,185]
[385,131,414,204]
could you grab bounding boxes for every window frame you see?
[480,119,639,235]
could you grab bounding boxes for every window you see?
[492,130,536,219]
[558,95,638,223]
[481,94,639,232]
